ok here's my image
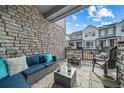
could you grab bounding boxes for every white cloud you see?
[87,6,115,21]
[88,6,96,17]
[98,8,115,18]
[101,21,112,25]
[74,23,87,28]
[83,24,86,27]
[72,15,77,21]
[75,23,80,26]
[92,18,101,21]
[66,31,71,34]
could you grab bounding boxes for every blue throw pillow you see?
[0,58,9,80]
[43,53,53,63]
[26,55,39,66]
[39,55,45,63]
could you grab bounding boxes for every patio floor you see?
[31,59,117,88]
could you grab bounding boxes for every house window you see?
[108,27,113,35]
[121,26,124,32]
[78,35,82,39]
[92,32,95,36]
[85,34,88,37]
[76,35,80,40]
[70,36,74,40]
[100,29,105,36]
[69,43,74,47]
[86,42,90,46]
[86,42,93,48]
[71,36,75,40]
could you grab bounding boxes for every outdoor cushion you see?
[100,52,108,59]
[26,55,39,66]
[52,56,56,61]
[39,55,45,63]
[43,62,55,67]
[0,73,30,88]
[22,64,45,76]
[42,53,53,63]
[0,58,9,80]
[6,55,28,76]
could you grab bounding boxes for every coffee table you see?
[68,57,81,65]
[54,66,76,88]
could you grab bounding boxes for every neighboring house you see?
[82,25,99,49]
[67,19,124,49]
[116,20,124,38]
[98,20,124,48]
[68,31,83,49]
[66,34,70,46]
[99,23,117,48]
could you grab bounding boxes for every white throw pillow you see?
[6,55,28,76]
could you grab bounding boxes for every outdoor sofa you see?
[0,54,57,88]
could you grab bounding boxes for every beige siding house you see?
[68,31,83,49]
[82,25,99,49]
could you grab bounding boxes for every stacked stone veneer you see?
[0,5,67,60]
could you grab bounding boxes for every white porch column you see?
[93,41,96,49]
[82,41,84,48]
[106,39,109,47]
[74,42,76,49]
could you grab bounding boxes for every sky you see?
[66,5,124,34]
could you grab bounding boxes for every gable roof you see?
[98,20,124,29]
[83,25,98,31]
[99,23,117,29]
[69,31,82,36]
[117,19,124,25]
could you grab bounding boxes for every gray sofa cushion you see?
[0,73,30,88]
[23,64,45,76]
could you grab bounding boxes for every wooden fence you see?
[82,49,98,60]
[65,48,98,61]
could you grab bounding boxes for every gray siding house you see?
[99,23,119,48]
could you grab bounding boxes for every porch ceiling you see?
[32,5,88,22]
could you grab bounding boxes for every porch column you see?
[106,39,109,47]
[93,41,96,49]
[74,42,76,49]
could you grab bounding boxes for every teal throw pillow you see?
[43,53,53,63]
[0,58,9,80]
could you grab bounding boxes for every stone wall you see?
[0,5,67,60]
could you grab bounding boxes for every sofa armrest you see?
[0,73,31,88]
[52,56,56,62]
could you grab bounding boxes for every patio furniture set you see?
[0,52,80,88]
[0,46,122,88]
